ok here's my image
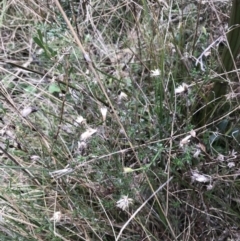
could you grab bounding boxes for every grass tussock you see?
[1,0,240,240]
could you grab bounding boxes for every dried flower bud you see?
[21,106,38,117]
[100,107,107,122]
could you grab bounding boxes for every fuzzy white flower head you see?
[191,171,210,183]
[190,129,196,137]
[78,141,87,151]
[80,128,97,141]
[207,184,213,190]
[175,83,188,94]
[30,155,40,161]
[116,195,134,211]
[75,116,87,126]
[21,106,38,117]
[49,167,73,179]
[150,69,161,77]
[118,91,128,101]
[193,149,201,158]
[217,154,224,162]
[50,211,62,222]
[100,106,108,122]
[228,162,235,168]
[180,135,192,147]
[118,91,128,104]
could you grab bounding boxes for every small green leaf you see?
[37,29,43,42]
[48,47,57,57]
[0,103,6,114]
[202,26,207,35]
[33,37,44,49]
[48,83,61,93]
[24,85,37,93]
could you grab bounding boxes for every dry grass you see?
[0,0,240,240]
